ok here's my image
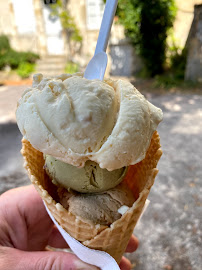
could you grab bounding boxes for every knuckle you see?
[35,254,63,270]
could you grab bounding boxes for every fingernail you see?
[74,259,99,270]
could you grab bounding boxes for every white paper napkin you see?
[44,199,150,270]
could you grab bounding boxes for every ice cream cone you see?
[21,131,162,264]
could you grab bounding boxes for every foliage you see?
[16,62,35,78]
[116,0,177,77]
[153,49,187,88]
[0,35,10,55]
[0,49,39,70]
[65,61,79,74]
[168,40,187,80]
[154,73,199,89]
[49,0,82,59]
[50,0,82,42]
[154,39,188,88]
[0,35,39,78]
[154,73,181,88]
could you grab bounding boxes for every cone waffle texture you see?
[21,131,162,264]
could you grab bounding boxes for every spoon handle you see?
[94,0,118,55]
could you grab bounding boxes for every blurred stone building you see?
[0,0,139,76]
[185,4,202,82]
[173,0,202,47]
[174,0,202,82]
[0,0,202,78]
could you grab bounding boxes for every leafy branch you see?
[116,0,177,77]
[49,0,82,59]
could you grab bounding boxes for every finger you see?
[125,235,139,253]
[48,225,69,249]
[0,185,40,208]
[119,256,132,270]
[0,246,99,270]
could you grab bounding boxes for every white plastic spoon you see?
[84,0,118,80]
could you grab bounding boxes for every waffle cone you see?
[21,131,162,264]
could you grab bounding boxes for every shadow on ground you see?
[0,122,29,194]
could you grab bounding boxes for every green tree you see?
[50,0,82,60]
[117,0,177,77]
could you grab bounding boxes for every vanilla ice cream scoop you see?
[44,155,127,193]
[16,73,163,171]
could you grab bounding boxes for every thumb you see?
[0,247,99,270]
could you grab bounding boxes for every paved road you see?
[0,85,201,270]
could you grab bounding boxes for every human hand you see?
[0,185,138,270]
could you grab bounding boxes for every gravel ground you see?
[0,85,201,270]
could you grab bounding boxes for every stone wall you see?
[109,41,143,77]
[185,4,202,82]
[10,35,40,55]
[0,0,46,55]
[0,0,16,36]
[173,0,202,47]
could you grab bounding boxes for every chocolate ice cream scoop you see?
[45,155,127,193]
[57,182,135,225]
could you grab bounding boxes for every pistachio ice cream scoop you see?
[44,155,127,193]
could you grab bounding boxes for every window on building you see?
[44,0,57,4]
[86,0,105,30]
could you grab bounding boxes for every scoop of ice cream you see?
[45,155,127,193]
[16,73,163,171]
[57,182,135,225]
